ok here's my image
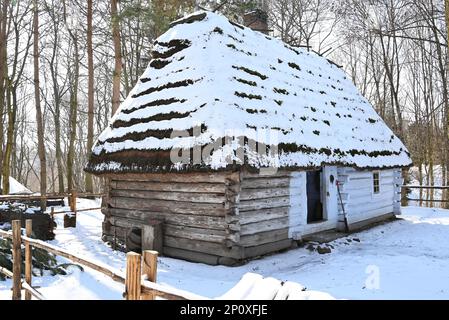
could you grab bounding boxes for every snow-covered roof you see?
[86,11,412,175]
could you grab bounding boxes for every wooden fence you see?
[402,185,449,206]
[0,192,104,228]
[0,219,206,300]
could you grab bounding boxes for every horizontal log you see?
[239,196,290,212]
[109,208,227,230]
[243,239,292,259]
[239,207,289,225]
[407,198,449,203]
[240,217,289,236]
[240,187,290,201]
[164,224,231,244]
[163,247,219,265]
[242,170,290,178]
[108,197,226,216]
[110,189,225,204]
[403,185,449,190]
[348,203,394,218]
[240,228,289,247]
[163,236,243,259]
[241,177,290,189]
[111,180,227,193]
[106,172,232,183]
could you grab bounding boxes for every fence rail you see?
[0,219,205,300]
[401,185,449,205]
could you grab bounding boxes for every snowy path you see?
[1,200,449,299]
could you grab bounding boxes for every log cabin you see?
[85,11,412,265]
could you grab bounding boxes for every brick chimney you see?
[243,9,269,35]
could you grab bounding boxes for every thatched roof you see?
[86,11,412,175]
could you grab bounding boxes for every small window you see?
[373,171,380,194]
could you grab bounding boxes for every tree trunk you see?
[67,37,79,193]
[0,0,9,193]
[2,83,16,194]
[33,0,47,210]
[443,0,449,209]
[111,0,122,116]
[85,0,94,193]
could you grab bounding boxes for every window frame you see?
[372,171,381,195]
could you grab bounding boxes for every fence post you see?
[125,252,141,300]
[25,219,33,300]
[12,220,22,300]
[141,250,158,300]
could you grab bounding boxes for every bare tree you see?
[85,0,94,193]
[111,0,122,115]
[33,0,47,209]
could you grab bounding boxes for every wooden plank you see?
[240,228,288,247]
[25,220,32,301]
[239,196,290,212]
[110,189,225,204]
[241,177,290,189]
[240,217,289,236]
[142,223,163,253]
[125,252,141,300]
[348,204,394,220]
[348,185,394,198]
[348,212,395,231]
[163,247,219,265]
[163,236,243,259]
[240,187,290,201]
[141,250,158,300]
[243,239,292,259]
[239,207,289,225]
[12,220,21,300]
[347,193,394,212]
[109,208,227,230]
[242,170,290,178]
[106,172,230,183]
[111,180,227,193]
[164,224,230,244]
[403,185,449,190]
[108,196,226,216]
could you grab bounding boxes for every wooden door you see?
[307,169,323,223]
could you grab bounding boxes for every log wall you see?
[101,167,402,265]
[237,171,292,258]
[336,168,399,230]
[102,172,242,265]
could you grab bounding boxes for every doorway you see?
[307,169,323,223]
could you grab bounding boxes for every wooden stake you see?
[70,191,77,213]
[12,220,22,300]
[141,250,158,300]
[125,252,141,300]
[25,220,32,300]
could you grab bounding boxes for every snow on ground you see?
[1,198,449,299]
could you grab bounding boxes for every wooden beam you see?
[402,185,449,190]
[142,223,163,253]
[25,220,33,300]
[141,250,158,300]
[125,252,141,300]
[12,220,22,300]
